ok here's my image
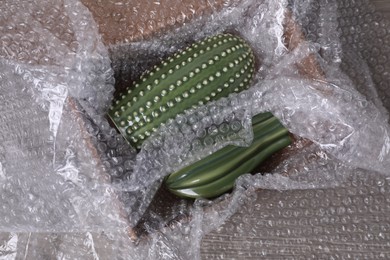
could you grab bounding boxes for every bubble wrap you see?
[0,0,131,233]
[1,0,390,259]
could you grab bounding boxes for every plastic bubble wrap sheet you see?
[1,0,390,259]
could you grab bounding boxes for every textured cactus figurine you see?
[165,112,292,199]
[108,33,291,199]
[108,33,255,149]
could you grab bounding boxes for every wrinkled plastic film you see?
[1,0,390,259]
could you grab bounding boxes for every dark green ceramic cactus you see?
[165,112,292,199]
[108,33,255,149]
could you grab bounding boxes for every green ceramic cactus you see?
[108,33,255,149]
[107,33,291,199]
[165,112,291,199]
